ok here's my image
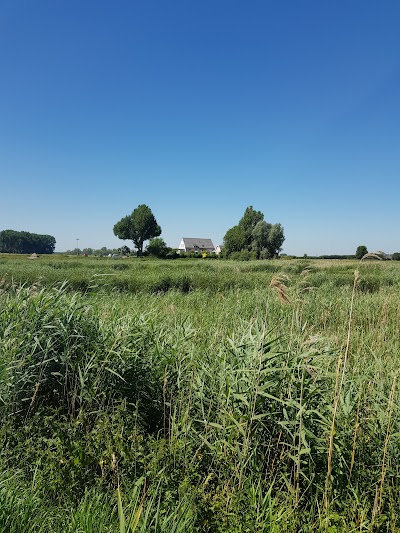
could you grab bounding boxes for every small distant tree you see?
[96,247,111,256]
[392,252,400,261]
[118,245,131,256]
[355,245,368,260]
[146,237,168,258]
[82,248,94,255]
[113,204,161,256]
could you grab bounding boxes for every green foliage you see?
[224,206,285,259]
[1,258,400,529]
[268,222,285,257]
[238,205,264,247]
[223,225,246,256]
[251,220,284,258]
[146,237,168,258]
[166,250,179,259]
[0,229,56,254]
[251,220,271,255]
[392,252,400,261]
[118,245,131,256]
[355,245,368,260]
[0,285,169,433]
[113,204,161,256]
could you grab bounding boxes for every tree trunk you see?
[135,240,144,256]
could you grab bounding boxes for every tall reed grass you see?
[0,257,400,530]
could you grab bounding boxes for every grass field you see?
[0,254,399,531]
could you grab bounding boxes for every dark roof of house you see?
[181,238,215,249]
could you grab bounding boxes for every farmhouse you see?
[178,238,215,254]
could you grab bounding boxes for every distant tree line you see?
[355,246,400,261]
[0,230,56,254]
[63,246,121,256]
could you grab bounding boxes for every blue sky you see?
[1,1,399,255]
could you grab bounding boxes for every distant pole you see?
[76,238,79,255]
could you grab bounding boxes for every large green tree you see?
[238,206,264,248]
[223,225,247,256]
[223,206,285,259]
[251,220,271,255]
[113,204,161,256]
[251,221,285,258]
[267,223,285,258]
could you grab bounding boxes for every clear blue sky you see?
[1,0,399,255]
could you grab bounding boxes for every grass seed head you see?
[270,274,291,303]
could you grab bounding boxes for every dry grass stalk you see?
[270,274,291,304]
[360,253,383,261]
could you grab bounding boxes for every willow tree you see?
[223,206,285,258]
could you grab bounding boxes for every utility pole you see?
[76,238,79,255]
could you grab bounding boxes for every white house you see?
[178,238,215,254]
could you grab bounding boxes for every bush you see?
[146,238,168,258]
[392,252,400,261]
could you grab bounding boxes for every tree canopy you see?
[223,206,284,259]
[146,237,169,258]
[223,225,247,256]
[113,204,161,255]
[355,245,368,260]
[0,230,56,254]
[238,206,264,248]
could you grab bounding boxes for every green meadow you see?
[0,255,400,531]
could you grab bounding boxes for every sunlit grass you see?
[1,256,400,531]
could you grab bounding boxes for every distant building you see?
[214,245,223,255]
[178,238,215,254]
